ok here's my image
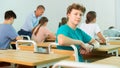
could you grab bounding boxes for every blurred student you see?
[18,5,45,38]
[58,17,67,27]
[32,17,56,43]
[0,10,22,49]
[56,3,100,62]
[103,26,120,37]
[80,11,106,44]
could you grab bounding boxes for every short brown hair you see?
[37,5,45,10]
[86,11,96,24]
[67,3,86,14]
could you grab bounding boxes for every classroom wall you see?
[116,0,120,30]
[0,0,116,33]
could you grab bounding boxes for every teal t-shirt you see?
[56,24,92,62]
[56,24,91,47]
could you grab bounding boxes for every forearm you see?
[48,33,56,39]
[97,32,106,43]
[58,35,86,48]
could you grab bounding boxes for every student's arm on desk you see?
[47,32,56,39]
[45,33,56,42]
[97,32,106,44]
[57,34,91,54]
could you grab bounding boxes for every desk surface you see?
[92,56,120,67]
[94,45,120,52]
[37,42,56,48]
[0,50,69,66]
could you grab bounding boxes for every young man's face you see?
[67,9,83,25]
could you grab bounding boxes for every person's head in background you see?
[35,5,45,18]
[4,10,16,24]
[59,17,67,27]
[108,26,115,29]
[32,17,48,36]
[61,17,67,24]
[86,11,96,24]
[67,3,86,28]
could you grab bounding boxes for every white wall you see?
[116,0,120,30]
[0,0,116,32]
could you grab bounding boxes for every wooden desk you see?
[37,42,56,48]
[83,45,120,62]
[93,45,120,56]
[92,56,120,67]
[0,50,69,68]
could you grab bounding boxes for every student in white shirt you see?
[80,11,106,44]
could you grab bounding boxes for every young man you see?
[56,3,100,62]
[0,10,21,49]
[18,5,45,38]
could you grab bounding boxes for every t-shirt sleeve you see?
[7,25,18,40]
[56,26,69,43]
[56,27,69,37]
[80,29,92,43]
[95,24,101,34]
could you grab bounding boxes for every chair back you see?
[52,61,118,68]
[16,40,38,52]
[20,35,31,40]
[48,43,79,62]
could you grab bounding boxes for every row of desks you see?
[11,41,120,56]
[9,41,120,67]
[0,50,120,67]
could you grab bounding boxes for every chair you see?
[48,43,79,62]
[16,40,38,52]
[48,43,113,62]
[52,61,118,68]
[10,35,30,49]
[20,35,31,40]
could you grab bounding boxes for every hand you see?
[80,44,94,55]
[85,44,93,51]
[80,46,91,55]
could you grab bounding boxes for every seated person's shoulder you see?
[58,24,68,30]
